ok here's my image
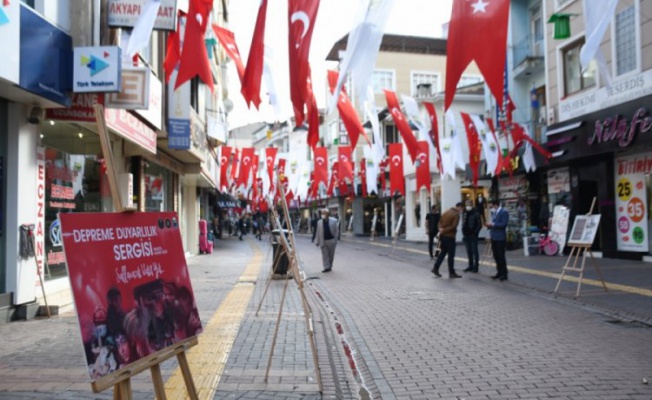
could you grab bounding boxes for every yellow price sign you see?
[617,177,632,201]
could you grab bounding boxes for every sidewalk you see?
[340,234,652,324]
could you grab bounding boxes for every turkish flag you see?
[230,148,240,185]
[288,0,320,126]
[327,161,339,197]
[460,112,482,186]
[445,0,510,110]
[379,159,388,192]
[175,0,214,91]
[384,90,420,163]
[265,147,278,186]
[415,141,431,192]
[313,147,329,190]
[212,25,245,84]
[359,159,367,198]
[327,70,370,148]
[237,148,256,189]
[163,10,186,83]
[219,146,232,191]
[337,146,354,184]
[389,143,405,197]
[241,0,268,109]
[423,102,443,173]
[305,80,320,150]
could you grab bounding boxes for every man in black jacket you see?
[462,199,482,272]
[425,205,441,260]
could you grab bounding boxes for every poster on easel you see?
[615,153,650,252]
[567,214,601,246]
[59,212,202,382]
[549,205,570,252]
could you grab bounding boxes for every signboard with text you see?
[0,1,20,84]
[167,69,191,150]
[73,46,122,93]
[107,0,178,31]
[59,212,202,381]
[615,153,650,252]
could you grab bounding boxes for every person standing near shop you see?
[486,199,509,281]
[462,199,482,273]
[432,203,463,279]
[315,208,340,272]
[425,205,441,260]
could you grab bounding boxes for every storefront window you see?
[44,149,104,280]
[144,163,172,212]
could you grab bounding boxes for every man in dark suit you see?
[486,199,509,281]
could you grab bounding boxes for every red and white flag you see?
[415,141,430,192]
[305,79,320,150]
[241,0,268,109]
[445,0,510,110]
[423,102,443,173]
[313,147,329,190]
[163,10,186,83]
[265,147,278,187]
[328,70,370,148]
[338,146,354,184]
[219,146,232,191]
[237,147,256,189]
[230,148,240,185]
[384,90,420,163]
[359,159,368,198]
[460,112,482,187]
[288,0,320,126]
[327,161,339,197]
[175,0,214,91]
[388,143,405,197]
[471,114,500,177]
[212,25,245,83]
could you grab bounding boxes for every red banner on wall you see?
[59,212,202,381]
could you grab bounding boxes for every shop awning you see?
[215,192,238,208]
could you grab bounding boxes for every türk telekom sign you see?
[107,0,178,31]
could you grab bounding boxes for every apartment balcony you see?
[512,34,545,79]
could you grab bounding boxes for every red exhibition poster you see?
[59,212,202,381]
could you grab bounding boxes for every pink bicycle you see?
[538,232,559,256]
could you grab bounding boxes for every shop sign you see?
[105,67,150,110]
[0,0,19,84]
[167,70,191,150]
[615,153,650,252]
[498,176,527,200]
[559,70,652,121]
[547,167,570,194]
[107,0,178,31]
[134,70,163,130]
[105,108,157,154]
[19,6,73,106]
[46,93,105,123]
[73,46,122,93]
[59,211,202,380]
[587,108,652,148]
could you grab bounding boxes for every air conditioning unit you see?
[547,106,556,125]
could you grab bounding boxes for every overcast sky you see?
[226,0,453,129]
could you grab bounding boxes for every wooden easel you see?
[553,198,608,297]
[257,174,322,392]
[389,214,404,255]
[94,105,198,399]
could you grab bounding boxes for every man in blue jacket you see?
[486,199,509,281]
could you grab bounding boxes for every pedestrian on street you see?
[486,199,509,281]
[432,202,463,279]
[238,215,245,241]
[425,205,441,260]
[462,199,482,273]
[315,208,339,272]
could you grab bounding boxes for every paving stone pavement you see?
[1,231,651,400]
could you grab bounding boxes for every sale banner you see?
[615,153,650,252]
[59,212,202,381]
